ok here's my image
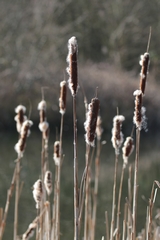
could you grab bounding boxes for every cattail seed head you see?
[111,115,125,155]
[32,179,43,209]
[66,36,78,96]
[22,222,37,240]
[96,115,103,140]
[44,171,52,196]
[133,90,142,130]
[59,80,67,115]
[139,53,150,95]
[53,141,60,166]
[122,137,134,167]
[14,105,27,133]
[84,97,100,146]
[39,121,49,133]
[38,100,47,124]
[37,100,47,111]
[14,120,33,157]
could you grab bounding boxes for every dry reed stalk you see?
[110,115,125,240]
[14,117,33,240]
[84,144,91,240]
[122,203,127,240]
[67,36,79,240]
[53,79,67,240]
[105,211,109,240]
[147,181,160,240]
[52,141,60,240]
[0,167,17,240]
[83,96,100,240]
[22,203,47,240]
[127,165,133,240]
[132,128,140,240]
[91,116,103,240]
[51,164,58,240]
[44,201,51,240]
[132,90,143,240]
[116,137,134,240]
[38,99,49,181]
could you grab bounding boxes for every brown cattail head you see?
[32,179,43,209]
[44,170,52,196]
[96,115,103,140]
[22,222,37,240]
[133,90,143,130]
[53,141,60,166]
[111,115,125,155]
[14,105,27,133]
[139,53,150,95]
[84,97,100,146]
[122,137,134,167]
[59,80,67,115]
[66,36,78,96]
[38,100,47,123]
[14,120,33,157]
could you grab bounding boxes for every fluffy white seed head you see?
[59,80,67,115]
[53,141,60,166]
[37,100,46,111]
[84,98,100,146]
[66,36,79,96]
[22,223,37,240]
[111,115,125,155]
[44,171,52,196]
[32,179,43,209]
[122,137,134,167]
[133,90,143,130]
[39,121,49,132]
[15,105,26,114]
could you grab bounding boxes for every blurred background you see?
[0,0,160,239]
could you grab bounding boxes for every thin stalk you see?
[73,95,79,240]
[84,144,91,240]
[132,128,140,240]
[122,203,127,240]
[110,154,119,240]
[0,167,17,240]
[116,165,125,240]
[147,181,159,240]
[52,166,58,240]
[91,139,101,240]
[14,158,21,240]
[55,113,64,240]
[105,211,109,240]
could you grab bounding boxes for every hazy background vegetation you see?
[0,0,160,131]
[1,0,160,239]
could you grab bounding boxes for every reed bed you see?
[0,34,160,240]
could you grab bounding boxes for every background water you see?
[0,128,160,239]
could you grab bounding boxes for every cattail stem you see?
[84,144,91,240]
[147,181,158,240]
[116,165,125,240]
[127,165,132,239]
[110,154,119,240]
[0,166,17,240]
[14,158,21,240]
[73,95,79,240]
[105,211,109,240]
[91,139,101,240]
[55,114,64,240]
[132,128,140,240]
